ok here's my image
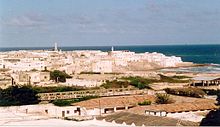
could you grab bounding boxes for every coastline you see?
[1,44,220,65]
[0,48,219,126]
[144,63,210,72]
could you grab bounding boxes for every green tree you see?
[0,86,39,106]
[50,70,72,82]
[13,86,39,105]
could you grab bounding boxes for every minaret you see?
[54,42,58,51]
[111,46,114,52]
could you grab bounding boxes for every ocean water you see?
[161,65,220,74]
[1,44,220,64]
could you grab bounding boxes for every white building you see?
[0,49,184,76]
[92,60,113,73]
[0,104,82,118]
[11,71,50,85]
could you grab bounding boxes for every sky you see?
[0,0,220,47]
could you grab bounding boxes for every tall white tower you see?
[54,42,58,51]
[111,46,114,52]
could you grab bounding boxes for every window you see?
[67,110,70,114]
[45,109,48,114]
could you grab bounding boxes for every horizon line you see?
[0,43,220,48]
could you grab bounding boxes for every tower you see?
[54,42,58,51]
[111,46,114,52]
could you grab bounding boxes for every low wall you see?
[38,88,163,101]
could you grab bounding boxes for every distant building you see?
[11,71,50,85]
[0,49,186,81]
[92,60,113,73]
[190,76,220,87]
[54,42,58,51]
[111,46,114,51]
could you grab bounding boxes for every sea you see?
[0,44,220,73]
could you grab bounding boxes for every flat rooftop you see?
[192,76,220,81]
[128,102,217,114]
[72,94,155,109]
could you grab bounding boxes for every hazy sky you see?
[1,0,220,47]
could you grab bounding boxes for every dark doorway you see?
[62,111,65,117]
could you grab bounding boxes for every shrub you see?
[171,75,191,79]
[122,75,189,90]
[80,72,101,74]
[0,86,39,106]
[155,93,174,104]
[138,100,152,106]
[32,86,84,93]
[122,76,152,89]
[130,80,149,89]
[165,87,206,98]
[30,68,38,72]
[52,96,99,106]
[101,80,130,89]
[52,99,73,106]
[158,74,189,83]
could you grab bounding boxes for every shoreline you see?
[144,63,211,72]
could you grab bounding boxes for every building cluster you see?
[0,46,183,87]
[0,46,218,126]
[0,49,183,74]
[0,95,216,124]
